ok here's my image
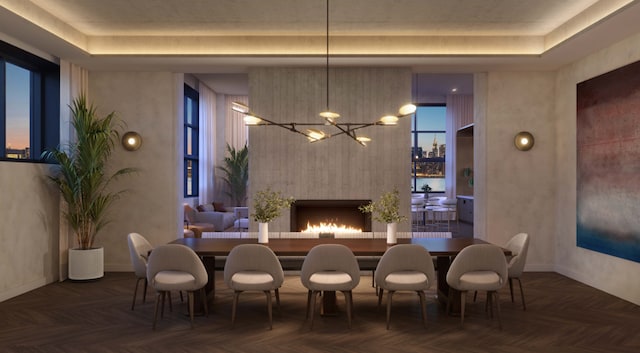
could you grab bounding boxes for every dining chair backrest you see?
[127,232,153,278]
[224,244,284,289]
[374,244,435,290]
[505,232,530,277]
[300,244,360,290]
[446,244,507,290]
[147,244,208,291]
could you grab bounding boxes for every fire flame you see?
[301,222,362,233]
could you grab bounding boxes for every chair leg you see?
[160,291,166,318]
[275,288,281,312]
[486,291,493,318]
[265,290,273,330]
[473,290,477,302]
[509,277,515,303]
[180,290,184,303]
[494,291,502,330]
[460,291,467,326]
[446,287,452,315]
[344,291,353,329]
[231,291,241,328]
[200,288,209,317]
[377,288,384,311]
[152,292,162,330]
[188,291,195,328]
[132,277,142,310]
[516,277,526,311]
[167,291,173,312]
[309,291,319,330]
[385,290,394,330]
[306,290,312,319]
[142,278,148,304]
[418,290,427,328]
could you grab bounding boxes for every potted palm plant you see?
[217,143,248,206]
[251,188,294,243]
[43,95,135,280]
[359,189,406,244]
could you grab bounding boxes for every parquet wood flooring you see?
[0,272,638,353]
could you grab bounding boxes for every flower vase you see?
[386,222,397,245]
[258,222,269,243]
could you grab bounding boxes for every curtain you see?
[199,84,217,205]
[58,61,88,281]
[224,95,248,150]
[445,94,474,198]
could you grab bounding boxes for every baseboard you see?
[0,277,49,302]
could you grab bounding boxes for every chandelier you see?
[231,0,416,146]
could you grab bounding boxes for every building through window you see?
[411,105,446,193]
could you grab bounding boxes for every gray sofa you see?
[184,204,237,232]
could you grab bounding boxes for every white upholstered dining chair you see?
[505,232,530,310]
[300,244,361,329]
[446,244,507,328]
[374,244,436,329]
[146,244,208,329]
[224,244,284,329]
[127,232,153,310]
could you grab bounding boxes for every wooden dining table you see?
[171,236,510,314]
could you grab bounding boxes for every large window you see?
[184,84,199,197]
[411,105,446,193]
[1,40,59,161]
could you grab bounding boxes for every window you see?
[1,40,59,161]
[184,84,199,197]
[411,105,446,193]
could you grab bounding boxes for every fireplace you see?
[290,200,372,232]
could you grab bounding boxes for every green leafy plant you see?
[42,95,135,249]
[251,188,295,223]
[217,143,248,206]
[359,189,407,224]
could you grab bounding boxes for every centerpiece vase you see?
[386,222,397,245]
[258,222,269,244]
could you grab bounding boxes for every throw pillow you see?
[213,202,226,212]
[196,205,206,212]
[200,203,215,212]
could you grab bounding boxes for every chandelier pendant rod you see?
[325,0,330,112]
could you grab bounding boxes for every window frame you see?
[184,84,199,198]
[411,104,446,194]
[0,40,59,162]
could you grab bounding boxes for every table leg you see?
[436,256,462,315]
[321,291,339,316]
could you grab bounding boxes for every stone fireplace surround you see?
[290,200,372,232]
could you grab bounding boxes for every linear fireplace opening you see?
[290,200,372,232]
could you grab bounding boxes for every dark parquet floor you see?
[0,271,638,353]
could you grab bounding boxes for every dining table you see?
[170,237,510,314]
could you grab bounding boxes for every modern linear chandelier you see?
[231,0,416,146]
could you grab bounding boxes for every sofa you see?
[184,203,237,233]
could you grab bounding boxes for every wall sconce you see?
[122,131,142,151]
[514,131,534,151]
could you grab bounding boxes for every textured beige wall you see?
[478,71,557,271]
[248,67,412,232]
[89,72,184,271]
[0,162,58,301]
[555,32,640,305]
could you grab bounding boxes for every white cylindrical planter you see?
[258,222,269,243]
[69,247,104,280]
[386,222,397,245]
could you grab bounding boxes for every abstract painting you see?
[576,60,640,263]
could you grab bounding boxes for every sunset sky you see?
[5,62,30,150]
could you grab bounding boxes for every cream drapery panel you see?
[198,84,217,205]
[445,94,474,198]
[58,61,88,281]
[224,95,248,150]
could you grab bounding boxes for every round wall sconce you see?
[122,131,142,151]
[514,131,534,151]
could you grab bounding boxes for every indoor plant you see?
[251,188,294,243]
[43,95,135,279]
[359,189,406,244]
[217,143,248,206]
